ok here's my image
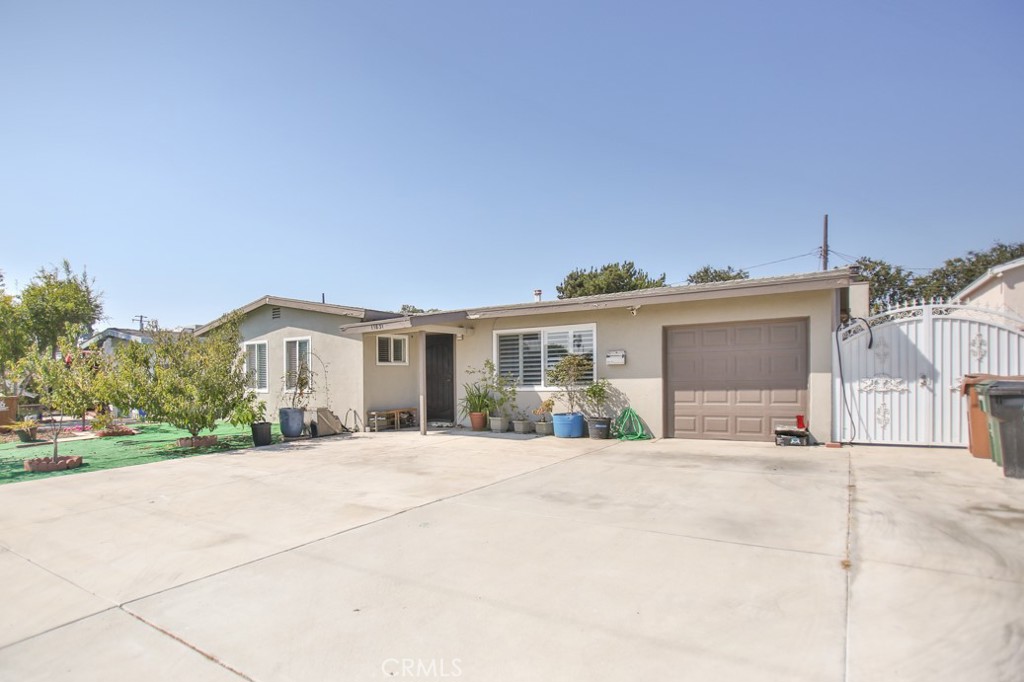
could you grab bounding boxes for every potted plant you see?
[231,392,272,447]
[279,361,313,438]
[546,354,592,438]
[511,408,533,434]
[458,381,492,431]
[482,361,517,433]
[11,417,39,443]
[533,398,555,436]
[583,378,613,439]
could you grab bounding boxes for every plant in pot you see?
[511,408,533,434]
[583,378,613,439]
[458,381,492,431]
[11,418,39,443]
[483,361,517,433]
[533,398,555,436]
[231,392,272,447]
[279,361,313,438]
[546,354,593,438]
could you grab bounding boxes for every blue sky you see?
[2,0,1022,328]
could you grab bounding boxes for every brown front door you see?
[666,319,809,440]
[426,334,455,422]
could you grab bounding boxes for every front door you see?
[426,334,455,422]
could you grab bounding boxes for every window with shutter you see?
[495,324,595,387]
[285,338,311,390]
[243,342,268,391]
[376,335,409,365]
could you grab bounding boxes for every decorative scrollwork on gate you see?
[970,333,988,362]
[859,377,909,393]
[876,402,891,429]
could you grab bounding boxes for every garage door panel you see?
[701,329,730,347]
[736,417,765,435]
[769,388,801,405]
[769,324,802,345]
[674,415,698,434]
[673,389,698,405]
[669,330,699,349]
[669,358,698,381]
[702,416,730,434]
[703,390,730,405]
[735,356,765,376]
[667,319,809,441]
[735,327,764,345]
[735,389,766,406]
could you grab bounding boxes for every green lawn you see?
[0,422,284,485]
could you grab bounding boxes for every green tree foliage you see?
[686,265,750,284]
[23,331,110,455]
[556,261,666,299]
[20,260,103,355]
[855,257,919,311]
[856,242,1024,311]
[916,241,1024,301]
[0,291,29,385]
[399,304,441,314]
[118,316,248,438]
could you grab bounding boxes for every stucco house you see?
[339,268,868,443]
[955,256,1024,317]
[195,296,400,429]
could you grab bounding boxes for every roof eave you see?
[467,271,858,319]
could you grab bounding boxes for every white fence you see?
[834,303,1024,446]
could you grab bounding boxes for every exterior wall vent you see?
[271,307,281,319]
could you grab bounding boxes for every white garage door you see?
[666,319,809,440]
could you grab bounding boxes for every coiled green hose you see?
[615,407,650,440]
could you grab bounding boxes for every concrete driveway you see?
[0,432,1021,681]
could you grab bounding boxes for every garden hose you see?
[615,407,650,440]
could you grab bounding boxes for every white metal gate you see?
[834,303,1024,446]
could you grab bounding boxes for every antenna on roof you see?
[132,315,148,331]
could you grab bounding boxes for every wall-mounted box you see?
[606,350,626,366]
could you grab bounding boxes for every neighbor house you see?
[955,256,1024,318]
[195,296,400,429]
[339,268,869,442]
[80,327,154,355]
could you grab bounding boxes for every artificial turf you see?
[0,422,283,485]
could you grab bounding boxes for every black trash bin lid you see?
[987,381,1024,396]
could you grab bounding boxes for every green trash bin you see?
[984,381,1024,479]
[975,382,1003,466]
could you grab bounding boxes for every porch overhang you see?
[339,311,472,337]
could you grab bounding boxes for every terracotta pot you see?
[469,412,487,431]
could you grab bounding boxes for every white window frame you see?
[283,336,312,391]
[376,334,409,366]
[243,341,269,393]
[493,323,597,389]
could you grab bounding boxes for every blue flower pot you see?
[552,412,585,438]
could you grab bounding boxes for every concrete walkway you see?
[0,433,1020,681]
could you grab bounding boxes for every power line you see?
[740,250,820,272]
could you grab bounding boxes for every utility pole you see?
[132,315,148,331]
[821,214,829,271]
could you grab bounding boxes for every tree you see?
[20,260,103,356]
[686,265,750,284]
[120,316,249,440]
[399,304,441,314]
[855,257,919,311]
[556,261,666,299]
[23,330,110,456]
[915,241,1024,301]
[0,291,29,388]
